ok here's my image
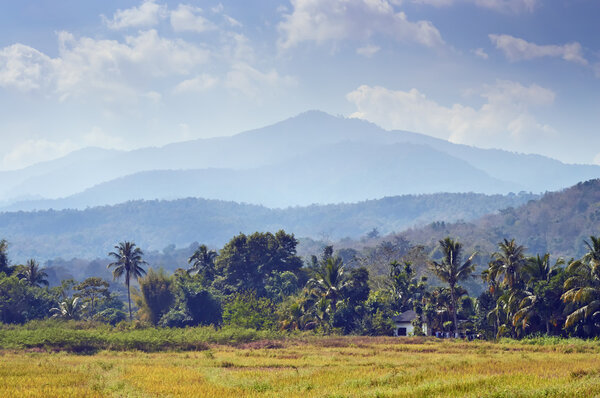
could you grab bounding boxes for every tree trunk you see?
[546,320,551,335]
[127,279,132,321]
[450,285,458,338]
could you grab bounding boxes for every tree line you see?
[1,232,600,338]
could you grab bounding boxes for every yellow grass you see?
[1,337,600,397]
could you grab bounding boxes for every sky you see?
[0,0,599,170]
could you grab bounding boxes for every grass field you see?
[2,336,600,397]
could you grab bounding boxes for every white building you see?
[392,310,427,336]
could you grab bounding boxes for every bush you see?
[0,320,282,352]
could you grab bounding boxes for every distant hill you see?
[4,142,518,209]
[397,179,600,260]
[0,191,536,262]
[1,111,598,210]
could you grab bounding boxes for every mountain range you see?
[1,111,599,210]
[0,191,537,262]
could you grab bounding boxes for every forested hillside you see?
[397,179,600,260]
[0,191,536,261]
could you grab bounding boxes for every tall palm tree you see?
[187,244,217,280]
[429,237,476,338]
[562,236,600,332]
[307,256,348,314]
[17,259,49,287]
[107,241,147,320]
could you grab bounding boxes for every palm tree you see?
[489,239,527,291]
[562,236,600,332]
[523,253,563,288]
[50,297,87,320]
[107,241,147,320]
[17,259,49,287]
[187,244,217,280]
[307,256,348,314]
[429,237,476,338]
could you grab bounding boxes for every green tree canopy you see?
[74,277,109,314]
[213,230,303,296]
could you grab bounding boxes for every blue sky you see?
[0,0,599,170]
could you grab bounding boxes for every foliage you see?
[107,241,147,320]
[0,239,10,275]
[0,274,56,324]
[187,244,217,283]
[159,273,222,328]
[74,277,109,314]
[213,231,303,296]
[562,236,600,336]
[135,268,174,325]
[429,238,476,337]
[15,259,49,287]
[50,297,87,320]
[222,292,278,331]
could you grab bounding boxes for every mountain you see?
[0,191,536,262]
[3,142,518,209]
[1,111,599,210]
[397,179,600,260]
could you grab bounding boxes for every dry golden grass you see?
[1,337,600,397]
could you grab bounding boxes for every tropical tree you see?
[0,239,10,275]
[523,253,563,288]
[50,297,87,320]
[135,268,174,325]
[16,259,48,288]
[488,239,527,291]
[388,261,427,313]
[562,236,600,334]
[428,237,476,338]
[187,244,217,282]
[74,277,110,314]
[107,241,147,320]
[307,256,349,314]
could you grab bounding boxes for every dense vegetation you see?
[0,191,536,260]
[3,224,600,344]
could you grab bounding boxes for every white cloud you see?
[278,0,444,49]
[224,15,243,28]
[225,63,297,98]
[173,74,219,93]
[346,80,556,150]
[170,4,216,33]
[143,91,162,103]
[2,139,78,170]
[475,0,537,13]
[1,127,126,170]
[594,153,600,166]
[414,0,538,13]
[0,44,56,91]
[103,0,167,30]
[489,34,588,65]
[0,30,210,102]
[82,127,126,149]
[356,44,381,57]
[472,47,489,59]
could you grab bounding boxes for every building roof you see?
[392,310,417,323]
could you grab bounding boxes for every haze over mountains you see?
[1,111,599,210]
